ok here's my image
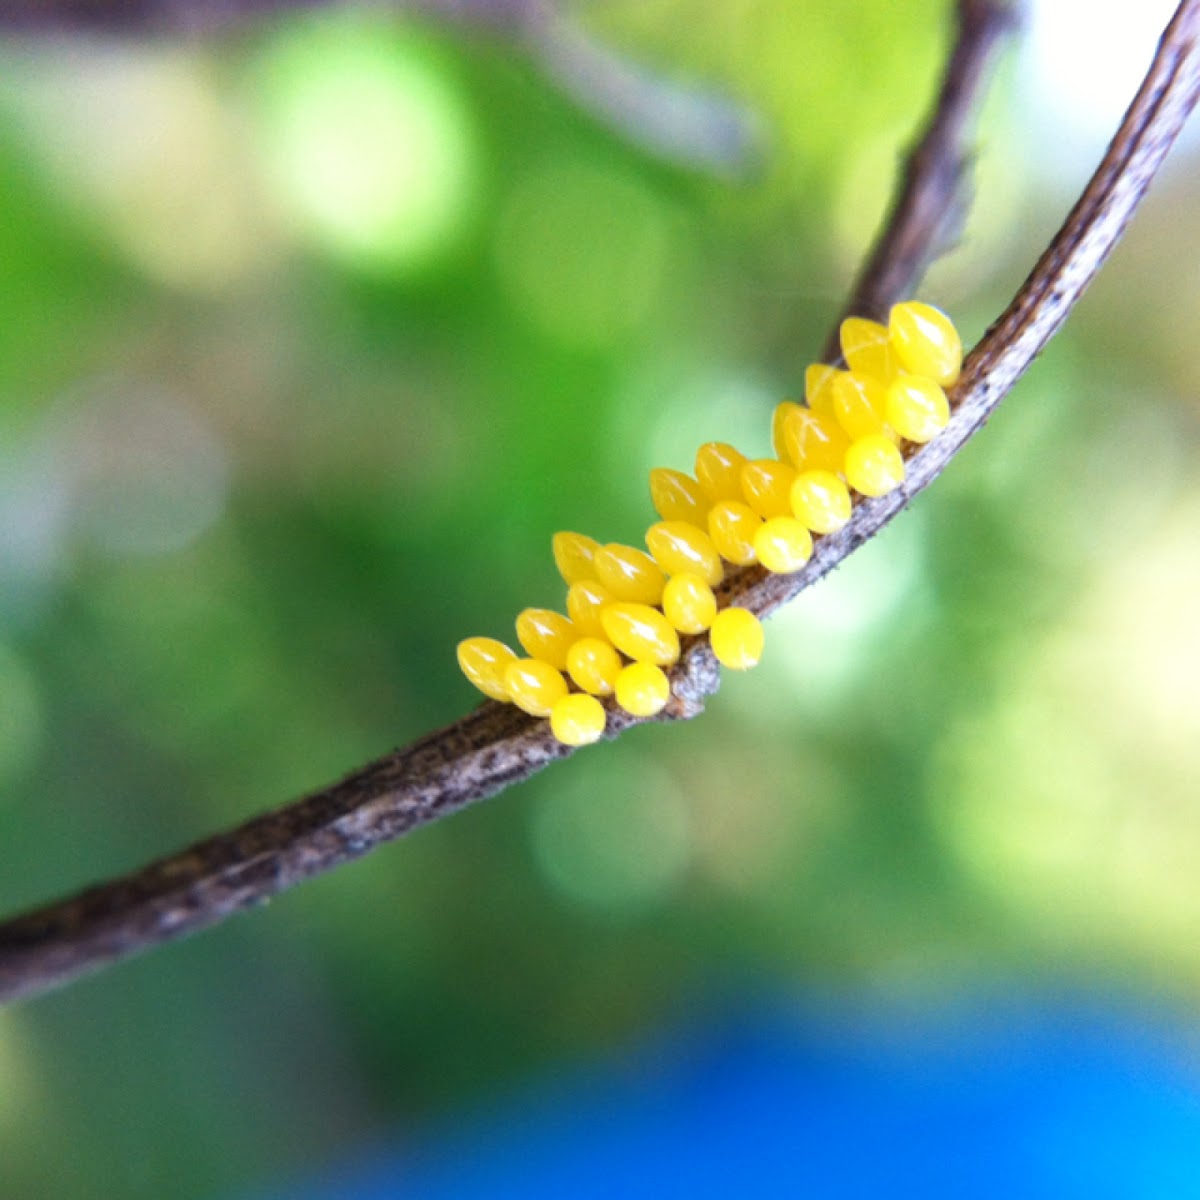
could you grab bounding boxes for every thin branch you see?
[529,14,759,177]
[0,0,542,36]
[822,0,1019,363]
[0,0,760,175]
[4,0,1197,1007]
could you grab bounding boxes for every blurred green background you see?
[1,1,1199,1196]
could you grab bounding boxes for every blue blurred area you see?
[263,999,1200,1199]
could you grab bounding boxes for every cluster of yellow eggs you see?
[457,301,962,747]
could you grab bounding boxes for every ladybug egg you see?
[566,579,613,638]
[646,521,724,586]
[832,370,889,442]
[614,662,671,717]
[709,608,764,671]
[695,442,749,503]
[504,658,569,717]
[550,693,607,746]
[885,375,950,443]
[753,517,813,574]
[805,363,840,418]
[594,543,666,605]
[515,608,576,671]
[707,500,763,566]
[649,468,709,528]
[790,470,851,534]
[741,458,797,519]
[601,602,681,666]
[888,301,962,386]
[662,571,717,634]
[552,531,600,586]
[566,637,624,696]
[771,401,803,460]
[844,434,905,497]
[457,637,518,701]
[782,408,850,475]
[839,316,896,380]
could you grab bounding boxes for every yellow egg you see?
[649,467,709,528]
[504,658,568,716]
[790,470,852,533]
[662,571,717,634]
[839,316,897,380]
[707,500,763,566]
[550,693,607,746]
[566,637,624,696]
[888,300,962,385]
[832,370,890,441]
[695,442,749,503]
[805,363,840,419]
[844,434,905,497]
[456,637,518,701]
[646,521,724,586]
[601,602,680,665]
[566,579,613,638]
[741,458,797,519]
[753,517,812,574]
[551,531,600,586]
[781,408,850,475]
[771,401,803,460]
[614,662,671,717]
[885,375,950,443]
[709,607,764,671]
[515,608,576,670]
[594,543,666,605]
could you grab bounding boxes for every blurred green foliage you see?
[1,3,1199,1197]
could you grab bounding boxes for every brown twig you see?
[4,1,1197,1007]
[0,0,760,175]
[0,0,543,35]
[528,12,758,176]
[822,0,1018,363]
